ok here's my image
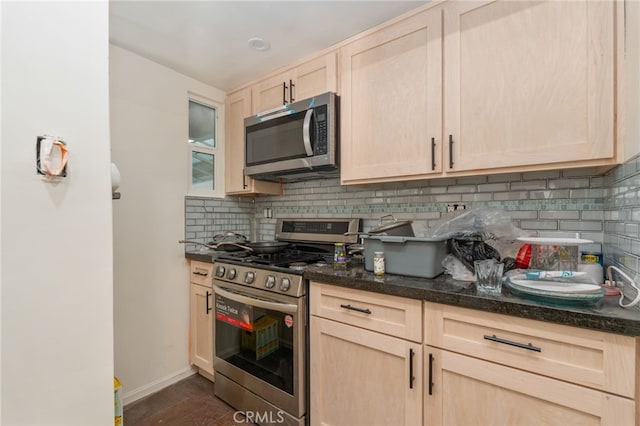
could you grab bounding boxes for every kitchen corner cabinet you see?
[309,282,423,426]
[339,8,443,184]
[224,88,281,195]
[424,302,637,426]
[189,261,215,380]
[340,0,619,185]
[251,52,338,113]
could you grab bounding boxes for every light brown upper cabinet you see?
[444,0,615,174]
[251,52,338,114]
[340,8,443,184]
[340,0,622,185]
[224,88,281,195]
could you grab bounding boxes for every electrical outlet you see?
[446,203,466,212]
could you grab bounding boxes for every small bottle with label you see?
[334,243,347,269]
[373,251,385,275]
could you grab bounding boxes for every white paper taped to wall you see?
[38,136,68,178]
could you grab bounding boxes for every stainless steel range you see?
[213,218,360,426]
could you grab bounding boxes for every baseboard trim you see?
[122,366,197,406]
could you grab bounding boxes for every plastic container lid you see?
[517,237,593,245]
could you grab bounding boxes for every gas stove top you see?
[215,248,330,270]
[213,216,363,270]
[211,218,361,296]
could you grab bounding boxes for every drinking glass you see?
[475,259,504,295]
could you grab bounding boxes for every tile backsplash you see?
[185,159,640,282]
[252,168,605,251]
[183,196,254,252]
[603,155,640,280]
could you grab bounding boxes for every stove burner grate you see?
[217,249,326,268]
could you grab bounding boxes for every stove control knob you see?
[280,278,291,292]
[215,266,226,278]
[265,275,276,289]
[227,268,237,280]
[244,271,255,284]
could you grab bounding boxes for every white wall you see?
[109,45,225,403]
[1,2,113,425]
[0,0,4,420]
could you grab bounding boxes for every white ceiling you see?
[109,1,429,92]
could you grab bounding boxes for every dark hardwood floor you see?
[123,374,246,426]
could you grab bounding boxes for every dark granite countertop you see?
[185,252,640,337]
[305,262,640,337]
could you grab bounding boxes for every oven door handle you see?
[213,285,299,314]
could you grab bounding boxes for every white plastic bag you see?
[442,254,476,281]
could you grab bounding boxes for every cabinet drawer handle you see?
[483,334,541,352]
[193,271,208,277]
[409,348,415,389]
[339,304,372,314]
[428,353,434,395]
[206,291,212,314]
[431,137,436,170]
[448,134,454,169]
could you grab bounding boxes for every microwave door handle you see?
[213,285,299,314]
[302,109,314,156]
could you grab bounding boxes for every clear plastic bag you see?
[425,208,532,271]
[423,207,531,241]
[442,254,476,282]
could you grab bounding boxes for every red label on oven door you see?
[284,315,293,328]
[215,293,254,331]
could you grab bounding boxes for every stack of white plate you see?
[505,274,605,306]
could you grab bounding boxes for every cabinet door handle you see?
[431,137,436,170]
[206,291,212,314]
[282,82,288,105]
[448,134,454,169]
[339,304,371,314]
[483,334,541,352]
[242,174,248,190]
[428,353,434,395]
[289,79,295,102]
[409,348,415,389]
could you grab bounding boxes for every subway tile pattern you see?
[183,196,254,252]
[183,166,640,265]
[604,154,640,287]
[252,168,605,251]
[184,161,640,306]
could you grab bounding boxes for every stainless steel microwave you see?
[244,92,338,181]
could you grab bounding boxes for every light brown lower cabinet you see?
[190,283,214,378]
[310,282,423,425]
[424,347,635,426]
[424,302,637,426]
[310,316,422,426]
[189,261,214,380]
[309,284,638,425]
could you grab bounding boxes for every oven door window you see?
[215,289,297,395]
